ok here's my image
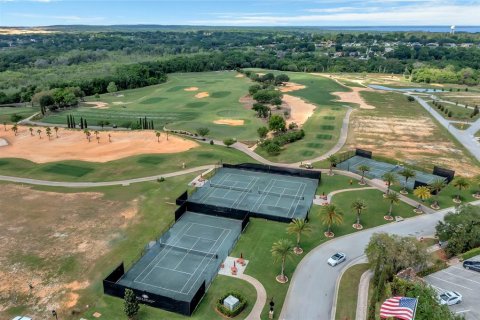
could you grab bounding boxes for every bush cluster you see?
[260,129,305,155]
[216,292,247,318]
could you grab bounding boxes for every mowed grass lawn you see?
[247,70,350,163]
[0,105,39,124]
[335,263,370,320]
[41,71,263,140]
[0,143,255,181]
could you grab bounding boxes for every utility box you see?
[223,295,240,311]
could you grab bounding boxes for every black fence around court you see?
[103,263,205,316]
[433,166,455,183]
[355,148,373,159]
[223,163,321,181]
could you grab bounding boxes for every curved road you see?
[280,201,480,320]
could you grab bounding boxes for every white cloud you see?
[10,13,105,23]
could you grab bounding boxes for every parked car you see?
[327,252,346,266]
[12,317,32,320]
[438,291,462,306]
[463,260,480,272]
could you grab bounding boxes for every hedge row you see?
[462,247,480,260]
[216,291,247,318]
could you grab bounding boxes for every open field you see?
[0,106,39,124]
[335,263,370,320]
[342,90,480,177]
[1,125,198,163]
[41,71,263,140]
[435,91,480,107]
[424,100,480,122]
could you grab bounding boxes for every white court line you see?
[441,270,480,286]
[252,178,273,211]
[455,310,471,314]
[173,237,202,270]
[153,265,193,276]
[288,181,307,218]
[428,275,474,290]
[256,178,278,211]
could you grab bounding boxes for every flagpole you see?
[412,296,419,320]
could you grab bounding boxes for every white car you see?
[327,252,346,266]
[12,317,32,320]
[438,291,462,306]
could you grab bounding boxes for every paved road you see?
[279,201,480,320]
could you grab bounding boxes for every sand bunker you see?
[184,87,199,92]
[279,82,306,93]
[0,138,8,147]
[0,125,198,163]
[235,74,245,78]
[333,87,376,109]
[283,94,316,127]
[213,119,245,126]
[195,92,209,99]
[84,101,109,109]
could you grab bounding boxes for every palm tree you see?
[351,199,367,229]
[156,131,161,142]
[54,126,59,138]
[452,177,469,203]
[94,130,99,138]
[429,178,446,209]
[29,127,33,136]
[96,136,100,143]
[320,204,344,237]
[45,127,52,140]
[327,154,338,176]
[413,186,431,202]
[271,239,295,283]
[357,165,370,185]
[287,219,312,254]
[399,168,416,193]
[382,172,398,195]
[36,129,42,139]
[108,133,112,142]
[3,122,6,131]
[11,124,18,136]
[384,192,400,220]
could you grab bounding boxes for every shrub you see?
[223,138,236,147]
[262,140,281,155]
[209,140,214,145]
[216,291,247,318]
[10,113,23,122]
[448,111,453,117]
[407,96,415,102]
[417,261,448,277]
[157,177,165,182]
[462,247,480,260]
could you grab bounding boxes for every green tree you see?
[275,74,290,85]
[327,154,337,176]
[155,131,161,142]
[53,126,59,138]
[11,124,18,136]
[286,219,312,253]
[248,84,261,95]
[384,192,400,220]
[452,177,469,202]
[196,127,210,137]
[429,178,446,208]
[268,115,286,133]
[399,168,416,193]
[271,239,295,283]
[29,127,33,136]
[45,127,52,140]
[382,172,398,195]
[36,128,42,139]
[357,165,370,185]
[351,199,367,228]
[124,288,140,320]
[257,126,269,139]
[107,81,118,94]
[252,103,270,118]
[414,186,431,202]
[320,204,344,237]
[223,138,236,147]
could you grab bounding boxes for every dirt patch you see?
[84,101,109,109]
[235,74,245,78]
[0,125,198,163]
[256,73,266,76]
[279,82,306,93]
[195,92,209,99]
[184,87,199,92]
[333,87,376,109]
[0,184,137,316]
[282,94,316,127]
[0,28,55,35]
[213,119,245,126]
[346,116,480,177]
[239,95,255,110]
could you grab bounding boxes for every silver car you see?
[327,252,346,266]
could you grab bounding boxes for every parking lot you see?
[424,258,480,320]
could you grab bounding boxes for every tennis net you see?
[258,190,304,200]
[159,243,218,259]
[210,183,251,192]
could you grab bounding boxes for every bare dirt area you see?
[84,101,109,109]
[0,125,198,163]
[279,82,306,93]
[235,74,245,78]
[195,92,209,99]
[333,87,377,109]
[0,28,55,35]
[282,94,316,127]
[0,184,137,317]
[184,87,199,92]
[347,116,480,177]
[213,119,245,126]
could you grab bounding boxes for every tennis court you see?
[336,155,445,189]
[117,212,241,302]
[189,167,318,220]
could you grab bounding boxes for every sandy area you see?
[184,87,199,92]
[0,184,137,316]
[283,94,316,127]
[279,82,306,93]
[333,87,376,109]
[84,101,109,109]
[235,74,245,78]
[195,92,209,99]
[256,73,266,76]
[213,119,245,126]
[0,125,198,163]
[0,28,55,35]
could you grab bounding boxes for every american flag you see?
[380,296,418,320]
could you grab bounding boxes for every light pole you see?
[52,310,58,320]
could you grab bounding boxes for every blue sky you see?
[0,0,479,27]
